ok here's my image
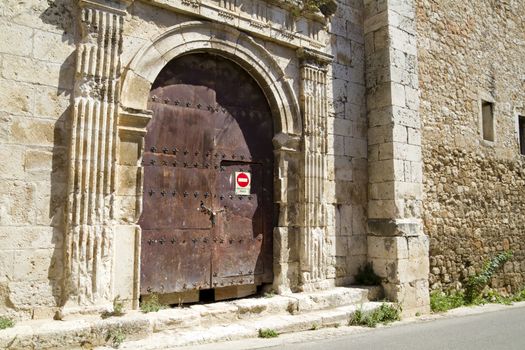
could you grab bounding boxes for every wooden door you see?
[140,53,273,298]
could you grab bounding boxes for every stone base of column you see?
[367,219,430,316]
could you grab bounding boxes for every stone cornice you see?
[79,0,132,15]
[140,0,328,52]
[297,47,332,68]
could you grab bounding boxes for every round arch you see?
[120,21,302,137]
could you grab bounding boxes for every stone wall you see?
[0,0,76,319]
[417,0,525,292]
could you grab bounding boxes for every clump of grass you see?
[348,303,401,328]
[0,316,14,330]
[263,290,276,298]
[511,288,525,302]
[354,262,382,286]
[140,293,165,313]
[258,328,279,338]
[430,290,465,312]
[106,327,126,348]
[102,296,126,319]
[310,322,319,330]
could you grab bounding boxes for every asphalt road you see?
[261,307,525,350]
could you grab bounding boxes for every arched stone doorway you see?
[139,53,274,303]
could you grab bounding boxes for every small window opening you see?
[519,116,525,155]
[481,101,494,142]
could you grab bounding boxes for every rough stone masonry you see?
[0,0,521,323]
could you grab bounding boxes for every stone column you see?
[364,0,430,314]
[62,0,130,310]
[297,48,332,290]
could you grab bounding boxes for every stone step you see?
[106,302,386,349]
[0,286,382,350]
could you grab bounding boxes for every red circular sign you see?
[236,172,250,188]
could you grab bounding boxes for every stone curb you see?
[0,287,378,349]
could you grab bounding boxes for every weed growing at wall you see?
[348,303,401,328]
[0,316,14,330]
[259,328,279,338]
[465,251,513,303]
[107,327,126,348]
[430,251,520,312]
[140,294,166,313]
[102,296,126,319]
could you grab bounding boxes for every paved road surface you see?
[180,305,525,350]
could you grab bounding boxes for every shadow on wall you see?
[328,5,369,286]
[40,0,77,311]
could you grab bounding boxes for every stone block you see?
[344,136,367,158]
[34,86,71,119]
[407,235,429,259]
[368,235,408,260]
[116,195,138,224]
[0,250,14,282]
[8,281,60,307]
[369,181,395,200]
[0,226,60,251]
[0,21,33,56]
[9,117,57,146]
[117,165,140,196]
[121,70,153,110]
[13,248,61,282]
[24,149,53,173]
[0,144,25,179]
[0,79,34,116]
[0,181,35,225]
[33,29,75,63]
[368,199,397,218]
[114,225,138,301]
[2,54,73,89]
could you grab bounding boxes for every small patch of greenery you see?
[263,290,276,298]
[310,322,319,330]
[355,263,382,286]
[140,293,165,313]
[258,328,279,338]
[106,327,126,348]
[0,316,14,330]
[430,290,466,312]
[348,303,401,328]
[102,296,126,319]
[511,288,525,302]
[415,312,421,317]
[464,251,513,303]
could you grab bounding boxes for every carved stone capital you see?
[78,0,132,15]
[297,47,333,69]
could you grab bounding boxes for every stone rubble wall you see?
[417,0,525,292]
[0,0,77,319]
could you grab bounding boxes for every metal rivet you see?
[150,146,157,152]
[171,238,176,244]
[159,238,165,244]
[192,238,197,243]
[162,147,168,154]
[232,154,235,159]
[194,191,199,198]
[221,154,226,158]
[213,272,217,277]
[183,150,188,155]
[151,95,158,101]
[203,238,208,243]
[183,162,188,167]
[220,195,224,200]
[195,151,199,156]
[162,160,167,166]
[161,190,166,196]
[147,239,153,245]
[164,98,170,104]
[248,196,253,200]
[150,159,156,165]
[173,147,178,154]
[205,151,210,157]
[205,163,209,168]
[172,162,177,167]
[183,191,188,197]
[172,190,177,196]
[229,195,233,199]
[186,102,191,107]
[240,155,245,160]
[148,189,155,196]
[204,192,209,198]
[215,153,219,158]
[194,162,198,167]
[197,103,202,109]
[229,239,233,244]
[174,100,180,105]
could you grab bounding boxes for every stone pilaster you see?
[297,48,332,290]
[364,0,430,314]
[63,0,130,309]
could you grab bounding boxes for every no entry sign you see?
[235,171,251,195]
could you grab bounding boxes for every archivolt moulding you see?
[120,21,302,137]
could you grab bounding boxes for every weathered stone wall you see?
[326,0,368,286]
[0,0,76,319]
[417,0,525,292]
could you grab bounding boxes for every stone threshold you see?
[0,286,382,350]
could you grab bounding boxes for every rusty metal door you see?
[140,53,274,297]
